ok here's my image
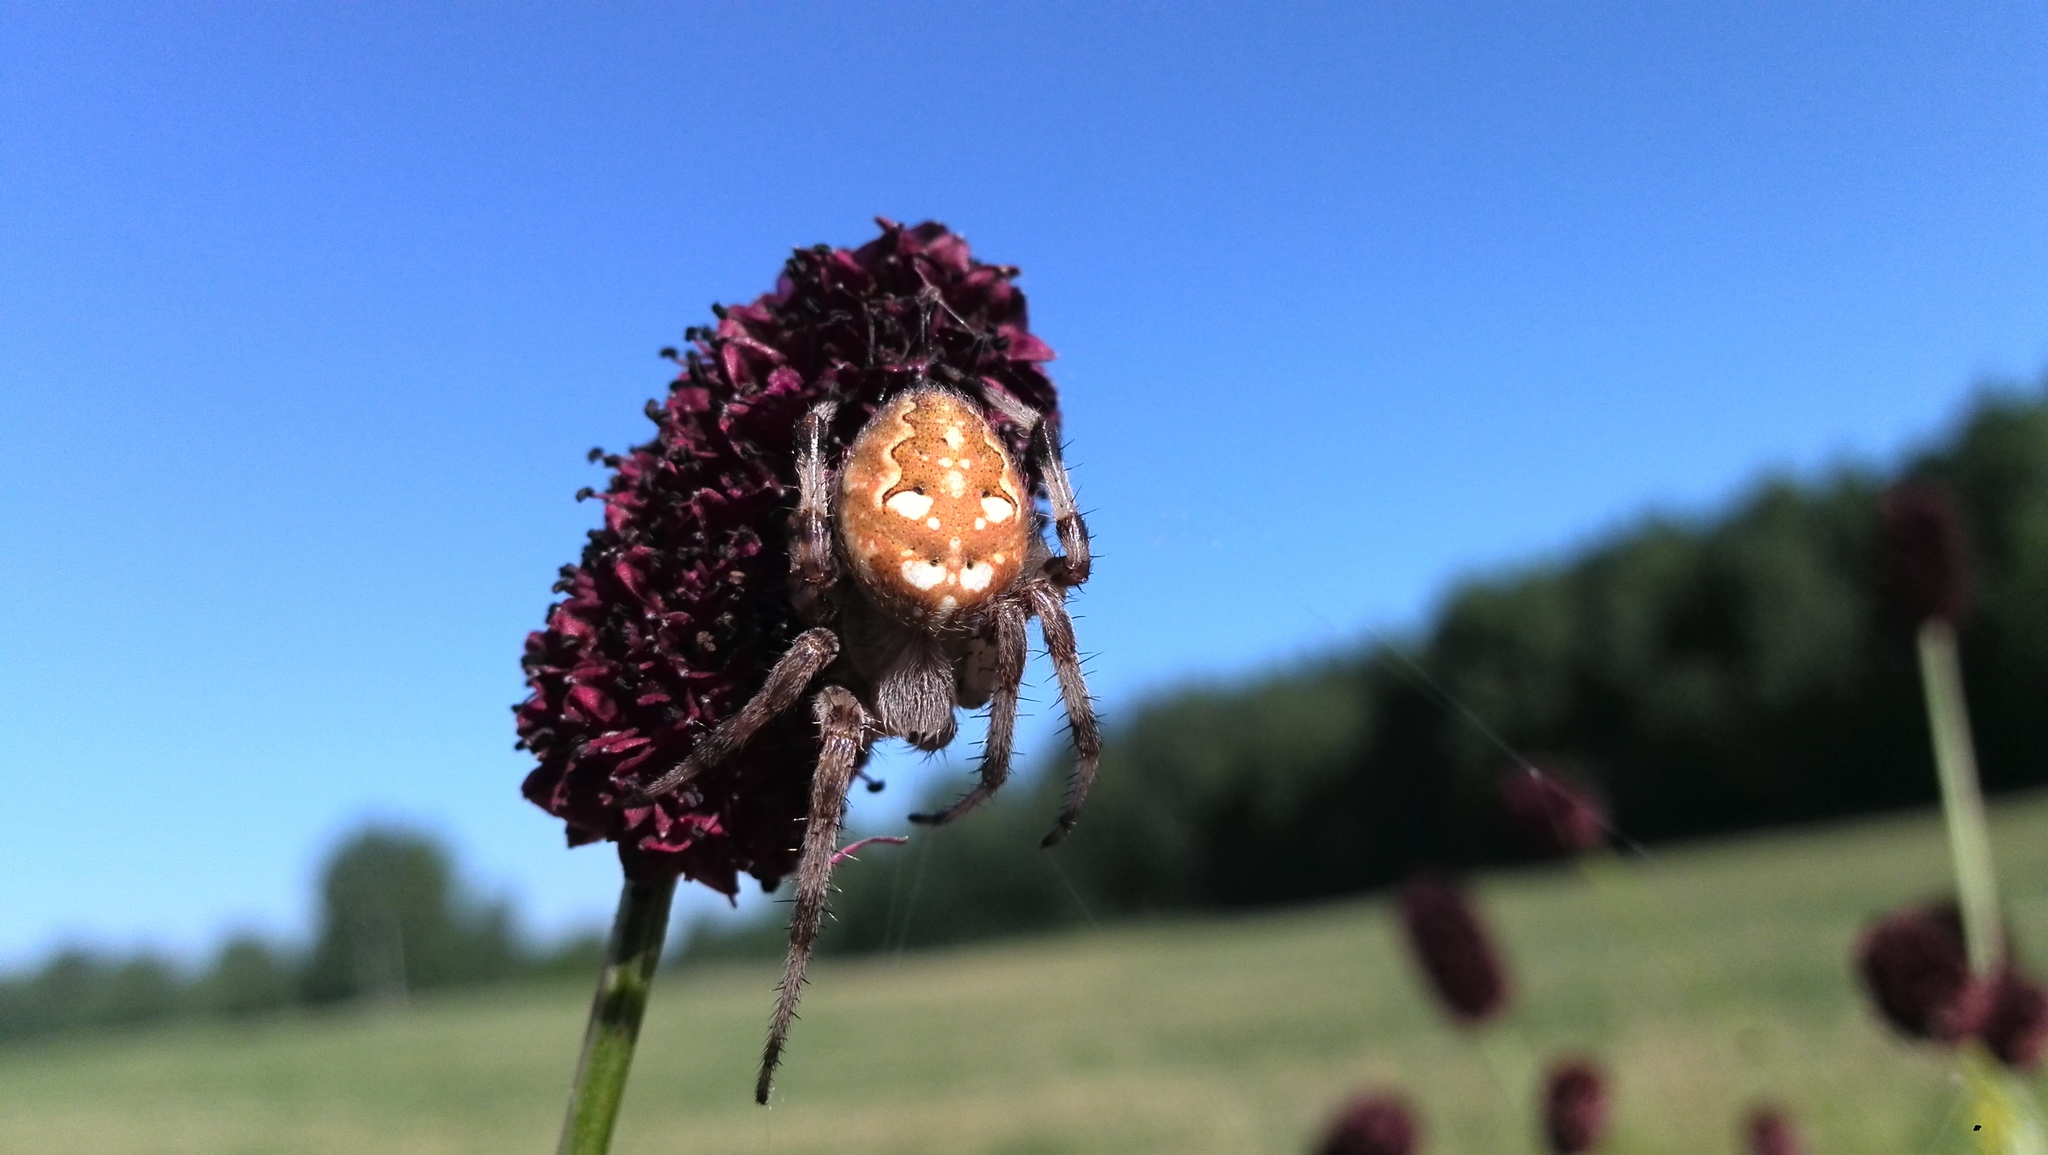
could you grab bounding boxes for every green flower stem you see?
[557,875,678,1155]
[1918,618,2002,975]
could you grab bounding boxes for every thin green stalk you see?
[1917,618,2002,975]
[557,875,678,1155]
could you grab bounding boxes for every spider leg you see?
[908,596,1029,827]
[974,382,1038,430]
[1032,417,1091,587]
[756,684,868,1105]
[974,389,1091,588]
[788,401,841,624]
[1028,582,1101,847]
[634,628,839,801]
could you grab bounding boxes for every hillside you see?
[6,796,2046,1154]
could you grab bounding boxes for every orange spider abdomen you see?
[838,388,1030,624]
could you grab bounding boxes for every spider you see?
[634,376,1098,1103]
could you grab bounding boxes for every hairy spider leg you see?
[756,684,868,1104]
[1032,417,1091,587]
[908,596,1031,827]
[788,400,841,623]
[1029,582,1102,847]
[971,378,1039,430]
[969,388,1091,589]
[633,628,839,801]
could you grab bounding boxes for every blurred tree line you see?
[689,377,2048,959]
[0,827,602,1042]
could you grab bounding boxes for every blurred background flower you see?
[1743,1105,1806,1155]
[1856,902,1990,1043]
[1981,966,2048,1071]
[1397,875,1511,1025]
[1880,482,1973,628]
[1315,1090,1419,1155]
[1540,1058,1609,1155]
[1499,764,1608,858]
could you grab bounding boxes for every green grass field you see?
[6,797,2048,1155]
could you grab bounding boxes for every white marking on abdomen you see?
[885,490,934,520]
[901,560,948,590]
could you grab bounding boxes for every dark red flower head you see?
[1317,1090,1419,1155]
[1397,874,1511,1025]
[1880,482,1971,626]
[1744,1105,1805,1155]
[514,220,1061,891]
[1541,1057,1609,1154]
[1854,902,1991,1043]
[1982,966,2048,1072]
[1501,763,1607,858]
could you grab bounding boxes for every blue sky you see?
[3,2,2045,967]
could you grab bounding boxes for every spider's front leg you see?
[909,595,1029,828]
[977,388,1090,588]
[756,683,868,1105]
[633,628,839,801]
[1033,418,1091,588]
[788,400,841,624]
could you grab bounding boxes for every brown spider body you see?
[634,376,1098,1104]
[839,388,1029,626]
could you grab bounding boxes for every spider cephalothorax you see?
[635,373,1097,1102]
